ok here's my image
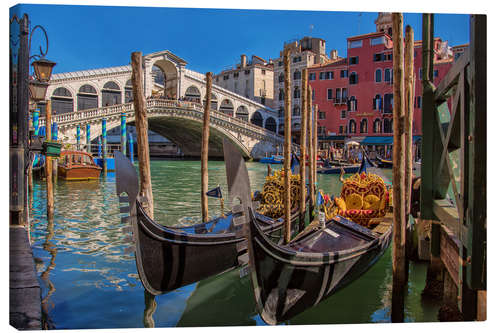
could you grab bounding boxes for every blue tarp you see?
[361,135,421,145]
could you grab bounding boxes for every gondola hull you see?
[247,212,392,324]
[133,201,295,295]
[316,165,360,174]
[375,156,393,168]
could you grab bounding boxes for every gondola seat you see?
[331,172,390,227]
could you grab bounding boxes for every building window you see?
[383,118,393,133]
[294,87,300,99]
[360,119,368,134]
[293,105,300,116]
[223,75,229,80]
[279,89,284,101]
[349,119,357,133]
[335,88,341,102]
[312,89,315,100]
[309,72,316,81]
[373,94,383,110]
[373,119,382,133]
[293,70,301,80]
[293,56,302,63]
[342,88,348,102]
[319,111,326,120]
[349,72,358,84]
[415,96,422,108]
[373,53,384,62]
[339,125,344,134]
[278,106,284,118]
[340,70,348,78]
[348,96,357,111]
[348,40,363,48]
[278,73,284,83]
[341,110,347,119]
[386,53,392,61]
[383,93,394,113]
[371,36,385,45]
[318,126,326,136]
[262,69,266,74]
[245,69,250,75]
[349,56,359,65]
[434,70,439,78]
[324,71,333,79]
[233,72,239,78]
[327,88,333,100]
[375,69,382,82]
[384,68,392,83]
[419,68,422,80]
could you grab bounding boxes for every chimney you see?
[330,49,338,60]
[241,54,247,68]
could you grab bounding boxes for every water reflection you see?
[40,216,57,329]
[143,290,157,328]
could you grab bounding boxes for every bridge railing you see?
[37,98,289,144]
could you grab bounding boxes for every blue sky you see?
[10,3,470,75]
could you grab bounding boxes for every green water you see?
[30,160,438,329]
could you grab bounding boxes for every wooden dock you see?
[10,226,42,330]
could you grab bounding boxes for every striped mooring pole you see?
[51,122,58,141]
[121,112,127,155]
[102,118,107,174]
[76,124,81,149]
[86,123,91,153]
[33,109,40,135]
[128,132,134,163]
[98,136,102,157]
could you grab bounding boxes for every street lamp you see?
[29,58,56,102]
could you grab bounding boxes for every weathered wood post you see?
[283,48,292,244]
[45,100,54,219]
[391,12,407,323]
[131,51,154,218]
[201,72,213,223]
[299,68,308,231]
[313,105,318,191]
[404,25,415,221]
[307,85,314,221]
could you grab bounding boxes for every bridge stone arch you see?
[202,91,218,111]
[101,80,122,107]
[51,86,75,115]
[219,99,234,117]
[250,110,263,127]
[235,105,249,122]
[264,117,277,133]
[77,83,99,111]
[184,85,201,103]
[151,59,178,99]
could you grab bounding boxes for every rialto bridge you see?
[37,50,294,158]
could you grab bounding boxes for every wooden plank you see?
[433,199,460,235]
[434,49,470,103]
[477,290,487,321]
[440,225,460,287]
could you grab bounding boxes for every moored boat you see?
[375,155,393,168]
[226,147,392,324]
[114,148,301,295]
[58,151,102,180]
[259,155,284,164]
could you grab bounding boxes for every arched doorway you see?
[152,60,178,99]
[219,99,234,116]
[236,105,249,121]
[383,118,393,133]
[125,79,133,103]
[102,81,121,106]
[185,86,201,103]
[51,87,73,115]
[251,111,263,127]
[264,117,277,132]
[77,84,98,111]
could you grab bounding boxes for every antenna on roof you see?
[358,12,362,34]
[309,24,314,35]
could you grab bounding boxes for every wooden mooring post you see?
[391,12,407,323]
[131,51,154,218]
[299,68,308,231]
[307,84,314,221]
[45,100,54,220]
[201,72,212,223]
[283,48,292,244]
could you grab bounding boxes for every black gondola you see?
[375,155,393,168]
[224,142,393,325]
[114,151,299,295]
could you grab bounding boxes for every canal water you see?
[29,160,438,329]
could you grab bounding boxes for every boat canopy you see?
[360,136,421,145]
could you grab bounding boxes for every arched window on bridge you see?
[102,81,121,106]
[219,99,234,116]
[203,93,218,110]
[125,79,133,103]
[251,111,263,127]
[51,87,74,115]
[373,118,382,133]
[236,106,249,122]
[185,86,201,103]
[264,117,277,133]
[77,84,98,111]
